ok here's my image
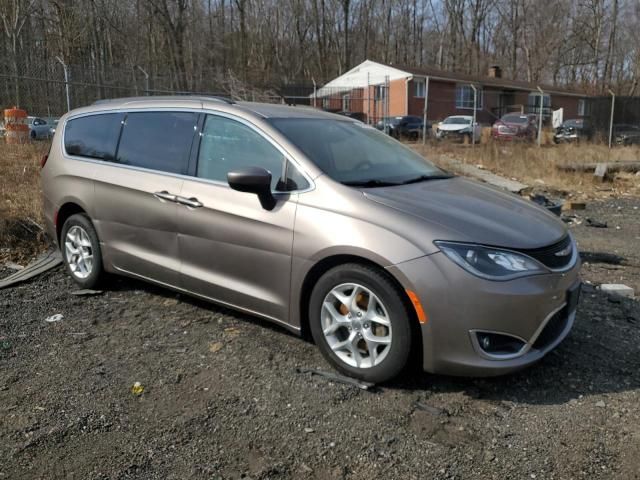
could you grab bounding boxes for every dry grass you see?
[414,141,640,199]
[0,138,639,265]
[0,141,50,264]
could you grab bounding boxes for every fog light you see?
[476,332,525,356]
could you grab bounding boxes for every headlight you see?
[435,241,547,281]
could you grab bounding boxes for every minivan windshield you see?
[269,118,449,186]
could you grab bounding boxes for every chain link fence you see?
[2,63,640,148]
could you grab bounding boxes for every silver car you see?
[41,96,581,383]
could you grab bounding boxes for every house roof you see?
[396,63,587,97]
[316,60,587,98]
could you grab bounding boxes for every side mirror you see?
[227,166,276,210]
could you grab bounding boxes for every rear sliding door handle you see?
[153,191,178,202]
[176,196,203,208]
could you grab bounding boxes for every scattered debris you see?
[295,367,375,391]
[415,402,448,416]
[600,284,635,298]
[586,218,607,228]
[580,252,625,265]
[595,400,606,408]
[71,289,103,296]
[208,341,223,353]
[224,327,241,337]
[593,163,609,183]
[304,427,314,433]
[44,314,64,323]
[529,194,563,216]
[131,382,144,396]
[437,156,528,193]
[562,201,587,211]
[0,250,62,290]
[0,337,11,351]
[4,262,24,271]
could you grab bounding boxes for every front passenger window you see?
[197,115,285,191]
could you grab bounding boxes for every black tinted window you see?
[65,113,123,161]
[116,112,197,174]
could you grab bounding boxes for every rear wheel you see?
[309,263,412,383]
[61,214,104,289]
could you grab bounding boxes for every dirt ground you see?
[1,198,639,479]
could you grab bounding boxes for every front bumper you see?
[387,252,581,376]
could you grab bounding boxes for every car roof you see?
[73,96,346,122]
[445,115,472,120]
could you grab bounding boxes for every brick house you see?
[314,60,589,125]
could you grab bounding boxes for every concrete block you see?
[600,284,635,298]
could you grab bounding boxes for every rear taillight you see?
[40,154,48,169]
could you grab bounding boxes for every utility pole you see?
[608,88,615,149]
[422,76,430,145]
[536,86,544,147]
[56,56,71,111]
[137,65,150,95]
[470,84,477,146]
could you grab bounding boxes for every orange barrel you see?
[4,106,29,144]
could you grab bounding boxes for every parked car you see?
[42,97,580,383]
[27,116,53,140]
[376,115,427,140]
[491,113,538,141]
[335,111,366,123]
[613,124,640,146]
[553,119,593,143]
[435,115,481,143]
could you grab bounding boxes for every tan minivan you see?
[41,96,581,383]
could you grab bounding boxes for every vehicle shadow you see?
[103,273,638,406]
[390,291,640,406]
[104,272,302,339]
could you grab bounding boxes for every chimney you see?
[488,65,502,78]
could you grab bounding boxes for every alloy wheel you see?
[321,283,392,368]
[64,225,94,279]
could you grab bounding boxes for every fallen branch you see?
[557,161,640,173]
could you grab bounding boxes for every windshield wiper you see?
[342,179,401,188]
[400,174,454,185]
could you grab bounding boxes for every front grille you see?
[517,236,573,270]
[533,308,569,350]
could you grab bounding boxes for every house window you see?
[374,85,386,100]
[455,85,482,109]
[322,97,329,110]
[342,94,350,112]
[528,93,551,116]
[414,79,426,98]
[578,99,587,117]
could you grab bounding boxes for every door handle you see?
[153,191,178,202]
[176,196,203,208]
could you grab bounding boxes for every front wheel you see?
[309,263,412,383]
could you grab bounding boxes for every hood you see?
[438,123,470,132]
[363,177,567,250]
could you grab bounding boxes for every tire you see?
[60,214,104,289]
[309,263,412,383]
[30,130,36,140]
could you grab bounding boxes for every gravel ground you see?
[1,198,639,480]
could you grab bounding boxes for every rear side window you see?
[64,113,123,161]
[116,112,198,174]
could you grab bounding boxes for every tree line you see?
[1,0,639,104]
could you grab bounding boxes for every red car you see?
[491,113,538,141]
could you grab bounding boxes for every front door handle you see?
[176,196,203,208]
[153,191,178,202]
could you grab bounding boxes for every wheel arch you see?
[298,254,423,361]
[56,202,88,244]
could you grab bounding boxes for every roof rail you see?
[92,94,236,106]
